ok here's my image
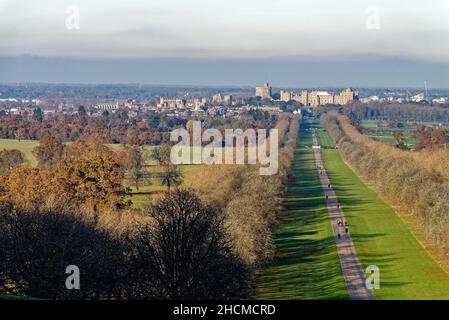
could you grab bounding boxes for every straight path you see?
[257,123,347,299]
[312,128,374,300]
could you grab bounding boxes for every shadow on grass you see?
[258,120,409,299]
[258,123,348,299]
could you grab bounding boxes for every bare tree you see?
[127,189,251,299]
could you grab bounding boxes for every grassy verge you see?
[317,122,449,299]
[257,122,347,299]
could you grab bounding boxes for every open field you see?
[0,139,260,209]
[125,164,199,209]
[360,120,417,147]
[257,122,347,299]
[317,124,449,299]
[0,139,200,209]
[0,139,39,165]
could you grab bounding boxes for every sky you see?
[1,0,449,87]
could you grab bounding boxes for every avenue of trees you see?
[187,114,300,266]
[0,113,301,299]
[321,111,449,253]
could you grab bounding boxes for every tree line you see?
[321,111,449,254]
[343,102,449,123]
[0,108,277,145]
[187,114,300,266]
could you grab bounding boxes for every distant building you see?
[280,90,292,102]
[255,82,272,99]
[223,94,233,106]
[432,97,449,104]
[211,93,232,106]
[315,91,334,106]
[94,102,119,111]
[279,88,358,106]
[212,93,223,104]
[410,93,425,102]
[159,97,186,108]
[338,88,357,105]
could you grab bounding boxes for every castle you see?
[279,88,358,106]
[255,82,272,99]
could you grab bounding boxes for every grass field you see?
[317,123,449,299]
[0,139,39,165]
[0,139,200,209]
[257,122,347,299]
[316,128,335,148]
[125,164,199,209]
[360,120,417,147]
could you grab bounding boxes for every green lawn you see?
[316,128,335,148]
[360,120,417,147]
[0,139,39,165]
[257,122,347,300]
[317,122,449,299]
[125,164,200,209]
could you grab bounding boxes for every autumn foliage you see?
[0,113,301,299]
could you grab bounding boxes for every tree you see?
[0,149,26,176]
[127,189,250,299]
[15,128,26,141]
[151,144,171,166]
[151,144,183,191]
[415,126,449,150]
[7,166,51,210]
[125,145,149,192]
[78,105,87,116]
[32,136,65,169]
[0,204,126,299]
[32,107,44,122]
[160,163,182,191]
[52,154,127,213]
[63,135,111,160]
[393,131,409,150]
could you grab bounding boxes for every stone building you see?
[94,102,119,111]
[223,95,233,106]
[255,82,272,99]
[159,97,186,108]
[279,88,357,106]
[211,93,232,106]
[280,90,292,102]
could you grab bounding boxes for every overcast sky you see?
[1,0,449,86]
